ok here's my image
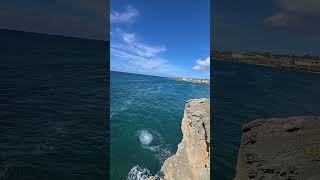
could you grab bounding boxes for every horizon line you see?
[110,70,210,80]
[0,28,109,42]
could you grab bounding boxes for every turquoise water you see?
[110,71,210,180]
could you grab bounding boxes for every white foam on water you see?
[138,130,153,145]
[142,145,172,163]
[136,130,172,163]
[127,165,151,180]
[127,131,171,180]
[127,165,165,180]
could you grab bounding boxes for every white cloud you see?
[264,13,289,28]
[122,33,136,43]
[111,31,183,76]
[110,6,138,24]
[118,33,166,57]
[264,0,320,29]
[192,57,210,71]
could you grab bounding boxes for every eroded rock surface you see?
[150,98,210,180]
[234,116,320,180]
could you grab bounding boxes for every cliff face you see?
[234,116,320,180]
[159,98,210,180]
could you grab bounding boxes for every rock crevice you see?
[150,98,210,180]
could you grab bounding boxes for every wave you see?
[127,165,165,180]
[127,165,151,180]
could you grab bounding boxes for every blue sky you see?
[110,0,210,79]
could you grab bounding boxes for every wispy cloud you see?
[192,57,210,71]
[118,33,167,57]
[263,0,320,32]
[110,6,138,24]
[264,13,289,28]
[111,31,184,76]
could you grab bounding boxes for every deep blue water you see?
[0,30,109,180]
[110,71,210,180]
[212,60,320,179]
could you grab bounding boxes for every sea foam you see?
[127,165,164,180]
[137,130,172,163]
[127,165,151,180]
[138,130,153,145]
[142,145,172,163]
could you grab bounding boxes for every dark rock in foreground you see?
[234,116,320,180]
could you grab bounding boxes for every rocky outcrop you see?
[234,116,320,180]
[149,98,210,180]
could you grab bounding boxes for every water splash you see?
[127,130,172,180]
[138,130,153,145]
[127,165,165,180]
[137,130,172,163]
[127,165,151,180]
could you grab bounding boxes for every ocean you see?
[110,71,210,180]
[212,60,320,179]
[0,30,109,180]
[4,29,319,180]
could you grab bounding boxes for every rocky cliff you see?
[149,98,210,180]
[234,116,320,180]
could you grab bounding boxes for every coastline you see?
[149,98,210,180]
[169,77,210,85]
[212,51,320,73]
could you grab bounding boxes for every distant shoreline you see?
[111,71,211,84]
[169,77,210,85]
[212,51,320,73]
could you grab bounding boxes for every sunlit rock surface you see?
[149,98,210,180]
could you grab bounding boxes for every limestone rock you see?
[234,116,320,180]
[157,98,210,180]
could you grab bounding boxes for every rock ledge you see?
[234,116,320,180]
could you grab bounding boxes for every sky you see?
[110,0,210,79]
[213,0,320,55]
[0,0,108,40]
